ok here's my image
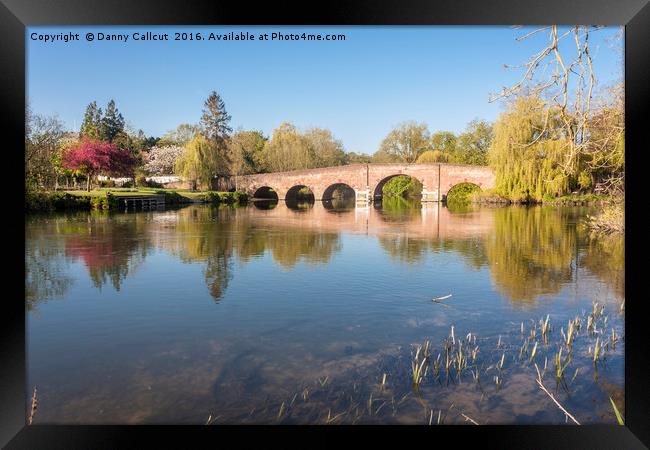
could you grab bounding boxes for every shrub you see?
[99,179,116,188]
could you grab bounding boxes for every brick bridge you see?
[231,163,495,204]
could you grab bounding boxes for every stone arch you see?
[285,184,315,209]
[372,174,423,200]
[252,186,279,201]
[322,183,356,201]
[444,182,482,202]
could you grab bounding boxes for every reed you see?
[609,397,624,425]
[540,315,551,344]
[411,341,430,388]
[529,341,538,363]
[555,347,570,382]
[534,364,580,425]
[28,387,38,425]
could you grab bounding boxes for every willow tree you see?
[489,96,572,202]
[259,122,315,172]
[175,135,225,191]
[490,26,623,195]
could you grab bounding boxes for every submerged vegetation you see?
[197,301,623,425]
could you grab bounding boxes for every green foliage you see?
[258,123,346,172]
[456,119,493,165]
[446,183,481,202]
[416,149,449,163]
[382,175,423,198]
[259,123,315,172]
[79,101,103,139]
[228,130,267,176]
[488,97,572,202]
[175,135,225,190]
[377,122,430,163]
[101,100,125,142]
[25,191,118,212]
[578,170,593,190]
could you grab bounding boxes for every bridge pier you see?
[355,189,372,206]
[421,190,440,202]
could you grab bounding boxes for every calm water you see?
[25,200,624,424]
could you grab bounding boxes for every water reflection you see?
[63,212,150,291]
[25,201,625,424]
[26,202,621,307]
[485,206,577,303]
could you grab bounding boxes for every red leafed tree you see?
[62,138,137,191]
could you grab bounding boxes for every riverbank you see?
[467,189,612,206]
[25,188,249,212]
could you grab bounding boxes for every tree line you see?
[25,93,495,192]
[25,26,623,201]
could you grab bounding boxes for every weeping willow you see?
[489,97,574,202]
[174,135,227,190]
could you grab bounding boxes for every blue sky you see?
[27,26,623,154]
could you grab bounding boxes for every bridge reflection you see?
[26,203,623,308]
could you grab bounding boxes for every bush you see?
[25,191,119,212]
[98,179,116,188]
[26,192,92,212]
[155,190,186,204]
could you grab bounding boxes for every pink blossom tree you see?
[62,138,138,191]
[144,145,184,175]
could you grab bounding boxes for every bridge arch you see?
[444,182,482,202]
[372,174,423,200]
[322,183,356,201]
[286,184,315,209]
[253,186,279,201]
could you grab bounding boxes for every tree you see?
[584,83,624,193]
[79,101,103,139]
[200,91,232,185]
[26,109,65,189]
[345,152,373,164]
[159,123,201,146]
[377,122,430,163]
[304,128,347,167]
[200,91,232,145]
[416,149,449,163]
[456,119,493,165]
[430,131,457,160]
[174,135,223,190]
[488,96,570,202]
[490,26,623,195]
[100,99,125,142]
[62,138,138,191]
[228,131,266,187]
[145,145,185,175]
[259,122,315,172]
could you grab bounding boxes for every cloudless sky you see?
[27,26,623,154]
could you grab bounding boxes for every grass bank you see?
[26,188,249,212]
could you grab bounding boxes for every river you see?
[25,200,624,424]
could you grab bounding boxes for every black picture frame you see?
[3,0,648,448]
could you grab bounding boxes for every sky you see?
[27,26,623,155]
